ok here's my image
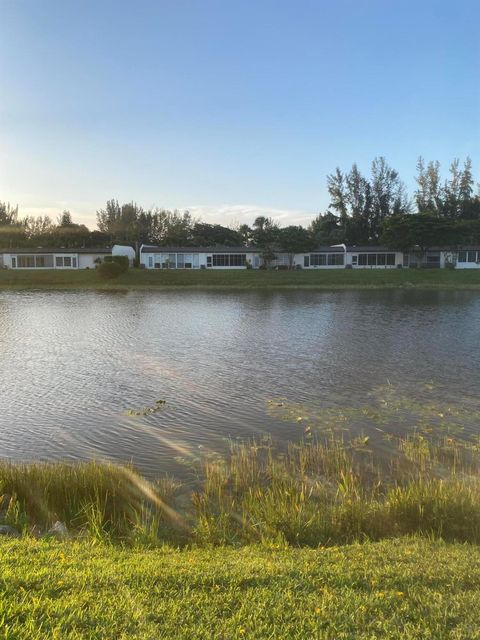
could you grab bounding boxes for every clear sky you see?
[1,0,479,229]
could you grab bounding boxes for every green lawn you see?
[2,537,480,639]
[2,267,480,290]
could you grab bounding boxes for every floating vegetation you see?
[267,382,480,441]
[125,399,167,417]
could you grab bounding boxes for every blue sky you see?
[1,0,479,229]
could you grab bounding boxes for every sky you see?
[0,0,479,230]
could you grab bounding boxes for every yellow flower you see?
[376,591,385,598]
[315,607,321,614]
[239,628,246,635]
[395,591,404,597]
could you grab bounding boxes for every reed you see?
[2,433,480,546]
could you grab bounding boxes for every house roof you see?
[0,247,112,254]
[140,245,259,254]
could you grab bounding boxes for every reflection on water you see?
[0,289,479,477]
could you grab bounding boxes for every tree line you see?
[2,156,479,257]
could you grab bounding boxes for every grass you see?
[2,267,480,289]
[4,438,480,637]
[3,434,480,547]
[2,537,480,638]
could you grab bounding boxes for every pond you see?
[1,289,479,477]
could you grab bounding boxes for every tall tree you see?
[278,226,313,268]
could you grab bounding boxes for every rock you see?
[46,521,69,540]
[0,525,20,538]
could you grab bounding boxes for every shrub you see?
[97,261,124,279]
[104,255,129,273]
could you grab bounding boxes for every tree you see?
[190,223,242,247]
[0,202,26,246]
[278,226,313,268]
[237,224,252,246]
[415,158,443,215]
[381,214,459,256]
[309,212,344,245]
[251,217,279,268]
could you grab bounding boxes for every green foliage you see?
[97,261,124,279]
[104,254,129,272]
[278,226,313,266]
[3,433,480,548]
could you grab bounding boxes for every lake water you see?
[1,289,480,478]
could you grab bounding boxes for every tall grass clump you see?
[0,461,181,542]
[3,433,480,546]
[192,434,480,546]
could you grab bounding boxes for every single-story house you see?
[139,244,405,270]
[139,245,261,269]
[301,246,404,269]
[0,248,112,269]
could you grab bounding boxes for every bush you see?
[104,255,129,273]
[97,261,124,279]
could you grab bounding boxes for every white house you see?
[139,245,261,269]
[0,248,112,269]
[298,246,403,269]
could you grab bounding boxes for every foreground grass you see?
[2,537,480,639]
[2,267,480,289]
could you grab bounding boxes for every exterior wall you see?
[452,249,480,269]
[1,252,111,269]
[78,254,106,269]
[140,251,260,269]
[295,252,347,269]
[348,251,403,268]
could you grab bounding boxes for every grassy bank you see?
[2,537,480,638]
[3,434,480,546]
[2,267,480,290]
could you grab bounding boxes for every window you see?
[468,251,477,263]
[11,257,16,268]
[304,255,310,268]
[177,254,194,268]
[55,255,76,268]
[358,253,396,266]
[328,253,344,266]
[310,254,326,266]
[351,255,358,265]
[206,256,212,267]
[17,255,35,268]
[212,254,246,267]
[458,251,467,263]
[427,254,440,264]
[148,256,153,268]
[34,255,54,268]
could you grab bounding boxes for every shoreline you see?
[2,268,480,291]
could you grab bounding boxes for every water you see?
[1,289,479,477]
